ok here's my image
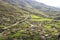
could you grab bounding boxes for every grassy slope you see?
[0,0,60,40]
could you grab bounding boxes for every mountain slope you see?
[0,1,32,40]
[0,0,60,40]
[0,1,25,27]
[2,0,60,18]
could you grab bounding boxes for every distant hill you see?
[2,0,60,18]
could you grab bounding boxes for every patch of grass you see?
[30,14,52,22]
[31,15,42,18]
[31,18,52,22]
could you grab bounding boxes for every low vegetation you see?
[0,0,60,40]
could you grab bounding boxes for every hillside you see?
[0,0,60,40]
[2,0,60,18]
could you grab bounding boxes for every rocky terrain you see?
[0,0,60,40]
